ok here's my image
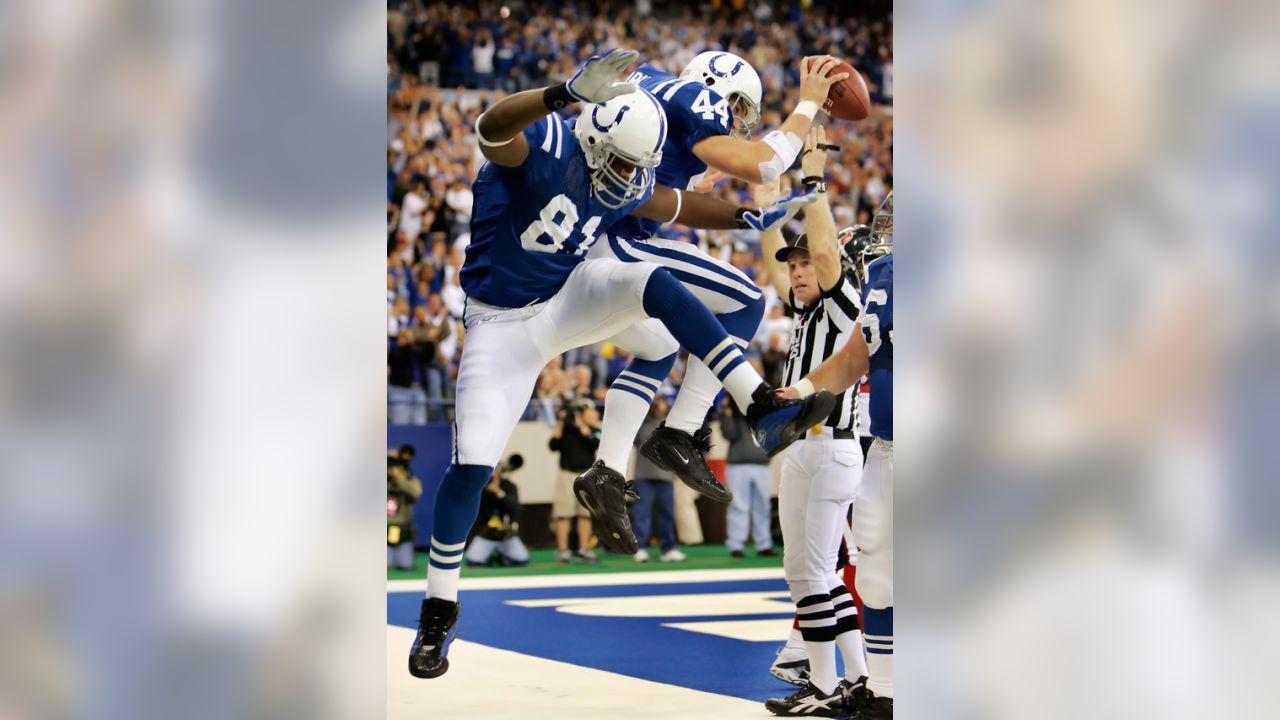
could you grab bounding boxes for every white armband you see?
[793,377,816,399]
[474,113,515,147]
[758,129,804,184]
[661,189,683,227]
[793,100,820,120]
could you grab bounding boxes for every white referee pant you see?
[779,433,864,602]
[854,437,893,608]
[454,258,672,467]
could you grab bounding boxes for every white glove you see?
[566,48,640,104]
[741,188,820,233]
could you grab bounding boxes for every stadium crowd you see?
[387,0,893,423]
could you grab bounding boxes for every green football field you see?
[387,543,784,580]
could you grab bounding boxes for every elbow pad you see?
[757,130,803,183]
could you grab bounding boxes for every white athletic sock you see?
[785,625,806,650]
[424,538,466,602]
[836,626,869,681]
[664,357,720,433]
[721,362,762,412]
[597,386,651,473]
[805,640,839,695]
[863,605,894,698]
[831,584,869,680]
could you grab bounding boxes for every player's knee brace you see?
[852,505,888,554]
[854,557,893,609]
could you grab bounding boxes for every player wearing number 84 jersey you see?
[409,49,838,681]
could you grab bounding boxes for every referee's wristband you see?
[793,378,816,399]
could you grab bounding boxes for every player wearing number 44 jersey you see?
[409,48,839,680]
[581,54,852,518]
[778,192,894,720]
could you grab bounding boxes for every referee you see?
[757,126,871,718]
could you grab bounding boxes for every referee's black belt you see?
[800,428,857,440]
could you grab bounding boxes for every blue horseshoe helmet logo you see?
[708,53,744,78]
[591,104,631,132]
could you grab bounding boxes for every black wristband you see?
[802,175,824,187]
[735,207,752,230]
[543,83,575,110]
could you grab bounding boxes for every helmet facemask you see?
[868,192,893,257]
[582,137,660,209]
[727,93,761,138]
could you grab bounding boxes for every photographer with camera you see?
[548,398,601,563]
[463,454,529,567]
[387,444,424,570]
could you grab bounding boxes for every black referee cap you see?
[774,233,810,263]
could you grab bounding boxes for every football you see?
[805,57,871,122]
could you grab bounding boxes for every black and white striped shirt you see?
[782,274,863,434]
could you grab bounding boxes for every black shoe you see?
[764,682,845,717]
[850,693,892,719]
[746,384,838,457]
[757,547,778,557]
[639,423,732,503]
[408,597,459,679]
[730,549,745,559]
[839,676,869,715]
[572,461,639,554]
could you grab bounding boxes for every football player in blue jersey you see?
[779,192,893,719]
[409,48,841,680]
[580,52,853,517]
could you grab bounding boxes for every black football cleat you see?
[746,384,838,457]
[408,597,459,679]
[764,682,845,717]
[639,423,732,503]
[573,460,639,554]
[851,693,893,719]
[839,676,869,715]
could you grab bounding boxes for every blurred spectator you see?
[388,328,428,424]
[720,394,777,558]
[411,295,454,416]
[758,302,795,386]
[631,397,684,562]
[400,179,427,242]
[387,445,424,570]
[465,456,529,567]
[548,399,601,563]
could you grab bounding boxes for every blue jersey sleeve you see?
[664,83,732,155]
[515,114,574,184]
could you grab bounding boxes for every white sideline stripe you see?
[387,566,784,592]
[387,627,767,719]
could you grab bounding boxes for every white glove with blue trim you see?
[739,188,820,233]
[566,48,640,104]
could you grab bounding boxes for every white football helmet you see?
[574,89,667,209]
[680,51,763,137]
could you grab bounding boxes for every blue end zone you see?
[389,578,826,701]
